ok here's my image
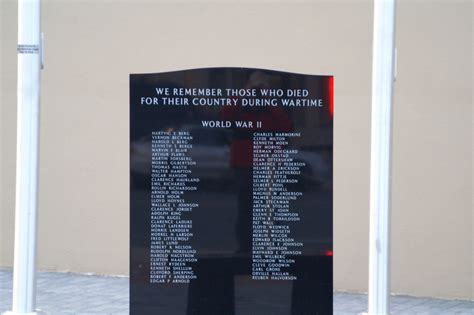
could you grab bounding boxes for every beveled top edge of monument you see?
[129,67,334,79]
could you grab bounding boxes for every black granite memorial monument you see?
[130,67,333,314]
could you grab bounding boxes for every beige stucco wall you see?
[1,0,472,300]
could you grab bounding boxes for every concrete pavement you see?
[0,269,472,314]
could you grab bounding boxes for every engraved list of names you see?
[252,132,304,280]
[150,131,199,283]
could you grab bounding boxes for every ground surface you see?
[0,269,472,314]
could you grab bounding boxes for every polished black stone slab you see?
[130,67,333,314]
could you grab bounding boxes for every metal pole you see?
[368,0,396,314]
[4,0,44,314]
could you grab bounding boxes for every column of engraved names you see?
[252,132,304,280]
[150,131,199,283]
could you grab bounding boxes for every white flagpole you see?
[368,0,396,314]
[4,0,44,314]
